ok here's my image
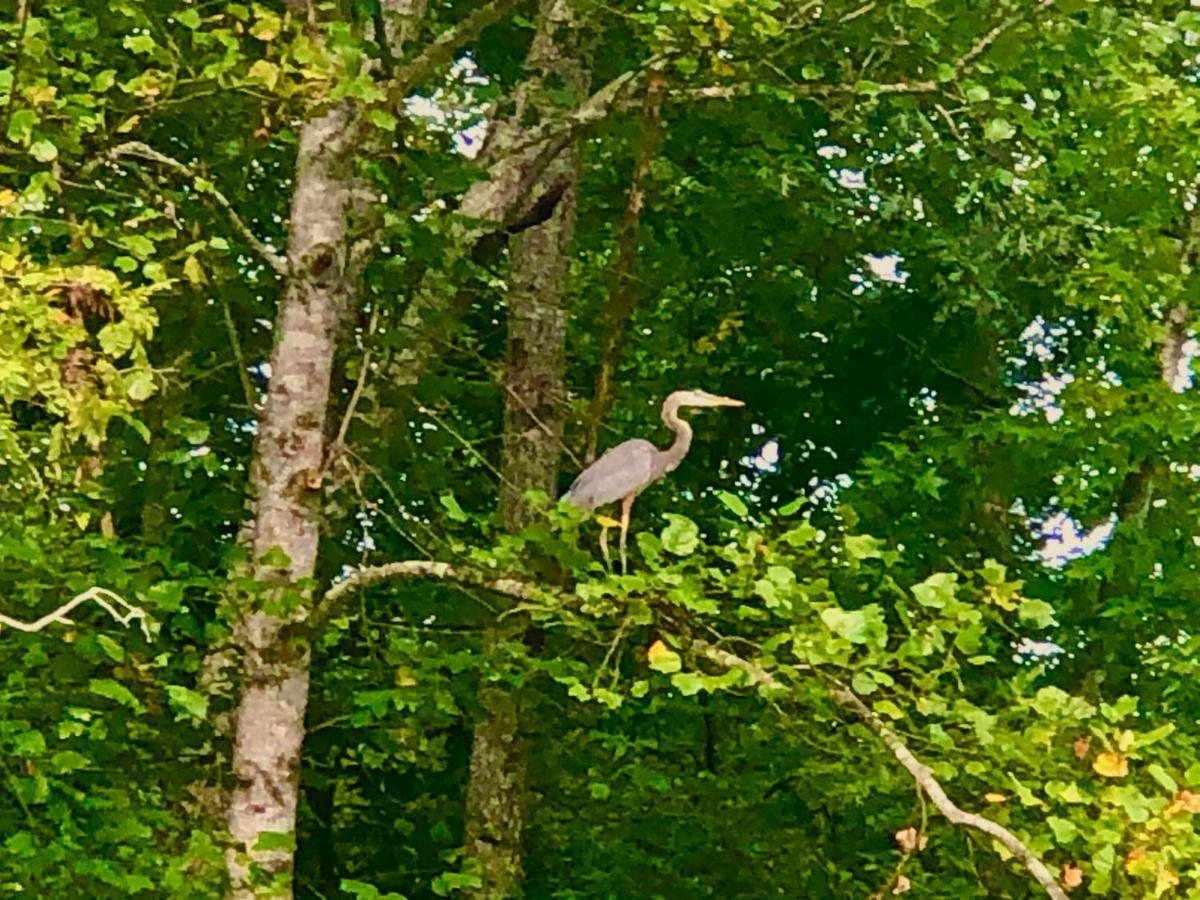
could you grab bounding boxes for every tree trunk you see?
[462,3,582,895]
[226,101,358,898]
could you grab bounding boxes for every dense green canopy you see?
[3,0,1200,897]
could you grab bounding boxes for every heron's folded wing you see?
[565,439,658,510]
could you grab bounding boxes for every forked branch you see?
[0,587,150,640]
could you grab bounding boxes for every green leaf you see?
[1017,598,1057,628]
[589,782,611,799]
[1147,763,1178,793]
[89,678,141,710]
[123,33,158,54]
[1047,815,1079,845]
[253,831,296,852]
[778,497,805,516]
[912,572,957,609]
[820,605,887,647]
[173,8,202,28]
[166,685,209,721]
[965,84,991,103]
[50,750,91,773]
[29,139,57,162]
[13,731,45,756]
[6,108,37,144]
[984,118,1017,141]
[715,490,748,517]
[873,699,904,719]
[96,634,126,662]
[439,492,468,522]
[671,672,705,696]
[844,534,883,561]
[647,640,682,674]
[125,369,157,401]
[661,514,700,556]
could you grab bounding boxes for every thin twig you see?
[419,403,513,487]
[97,141,288,275]
[680,0,1058,103]
[221,296,258,409]
[330,307,380,453]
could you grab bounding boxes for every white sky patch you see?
[863,253,909,285]
[1013,637,1064,660]
[403,55,490,160]
[1031,511,1116,568]
[748,438,780,472]
[832,168,867,190]
[1010,370,1074,424]
[817,144,848,160]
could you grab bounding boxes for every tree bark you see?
[462,3,582,895]
[226,101,358,899]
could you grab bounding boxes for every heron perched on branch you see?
[566,389,744,573]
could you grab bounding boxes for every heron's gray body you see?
[563,389,743,573]
[565,439,661,510]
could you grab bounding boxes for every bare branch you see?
[98,142,289,276]
[692,640,1067,900]
[956,0,1056,72]
[0,587,150,640]
[323,559,538,606]
[391,0,524,96]
[827,680,1067,900]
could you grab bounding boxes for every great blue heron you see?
[566,389,744,573]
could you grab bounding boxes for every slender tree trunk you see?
[463,3,582,895]
[226,101,359,899]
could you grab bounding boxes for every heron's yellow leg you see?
[619,494,635,575]
[595,514,620,571]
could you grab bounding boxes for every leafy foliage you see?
[5,0,1200,897]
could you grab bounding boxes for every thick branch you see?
[323,560,538,606]
[0,587,150,639]
[390,0,524,96]
[692,641,1068,900]
[97,141,289,275]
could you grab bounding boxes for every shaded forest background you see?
[3,0,1200,897]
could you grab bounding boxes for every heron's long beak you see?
[706,394,744,407]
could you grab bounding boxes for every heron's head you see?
[667,389,745,410]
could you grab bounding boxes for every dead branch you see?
[691,640,1068,900]
[0,587,150,640]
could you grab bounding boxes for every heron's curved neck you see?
[659,400,693,472]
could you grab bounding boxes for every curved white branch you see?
[693,641,1068,900]
[0,587,150,639]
